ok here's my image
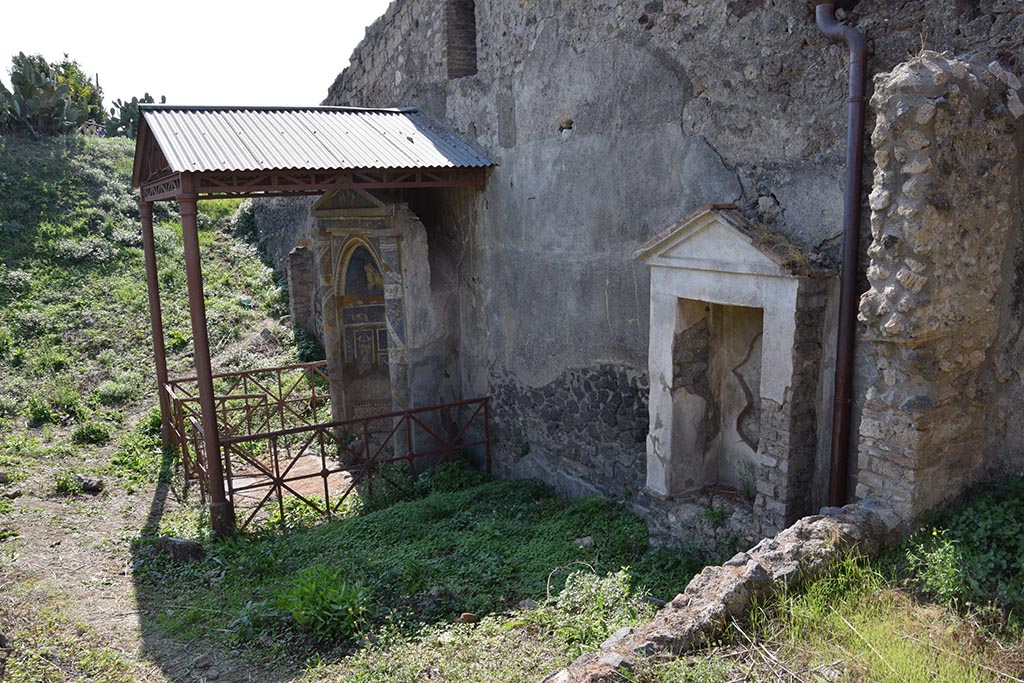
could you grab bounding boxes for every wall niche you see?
[671,300,763,495]
[637,205,831,532]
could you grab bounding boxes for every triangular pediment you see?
[314,189,387,213]
[635,204,821,277]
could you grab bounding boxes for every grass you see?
[0,130,298,681]
[132,461,702,672]
[618,479,1024,682]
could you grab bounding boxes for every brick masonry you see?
[856,52,1022,520]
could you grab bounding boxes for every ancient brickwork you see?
[446,0,478,78]
[286,245,315,335]
[754,278,829,531]
[488,366,649,500]
[857,52,1021,519]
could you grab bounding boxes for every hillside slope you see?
[0,132,295,682]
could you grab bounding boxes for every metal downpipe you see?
[815,2,868,508]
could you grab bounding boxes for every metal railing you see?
[221,397,491,529]
[165,361,331,483]
[163,361,491,529]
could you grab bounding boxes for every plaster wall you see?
[253,0,1024,528]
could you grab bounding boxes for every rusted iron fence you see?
[164,361,491,529]
[165,361,331,483]
[222,397,491,529]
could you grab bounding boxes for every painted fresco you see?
[340,244,388,373]
[344,246,385,300]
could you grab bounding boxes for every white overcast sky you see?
[0,1,393,108]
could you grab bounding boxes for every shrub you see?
[71,420,110,445]
[294,327,325,363]
[53,468,80,495]
[275,566,369,642]
[3,52,102,135]
[229,199,258,243]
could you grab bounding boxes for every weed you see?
[71,420,111,445]
[93,376,136,406]
[53,468,80,495]
[107,410,168,491]
[892,475,1024,626]
[275,566,370,643]
[534,569,655,655]
[700,505,728,527]
[629,655,732,683]
[293,326,325,362]
[25,393,55,427]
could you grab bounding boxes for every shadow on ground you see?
[129,457,703,683]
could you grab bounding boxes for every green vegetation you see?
[0,132,287,488]
[900,476,1024,625]
[617,480,1024,682]
[1,53,104,135]
[106,93,165,139]
[134,462,700,670]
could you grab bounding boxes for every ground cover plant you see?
[132,461,702,677]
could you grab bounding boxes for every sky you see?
[0,0,393,109]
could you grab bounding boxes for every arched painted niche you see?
[337,239,390,417]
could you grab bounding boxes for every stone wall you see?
[489,365,649,500]
[251,0,1024,532]
[543,498,902,683]
[856,52,1023,520]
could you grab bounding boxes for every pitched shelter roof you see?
[131,105,494,201]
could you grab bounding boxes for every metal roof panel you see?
[140,106,493,174]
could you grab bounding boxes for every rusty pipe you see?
[816,2,867,508]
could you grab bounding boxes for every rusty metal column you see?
[179,174,235,535]
[140,201,172,447]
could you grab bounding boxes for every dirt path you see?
[0,330,305,682]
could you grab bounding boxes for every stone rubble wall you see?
[856,52,1023,520]
[488,365,649,501]
[540,498,903,683]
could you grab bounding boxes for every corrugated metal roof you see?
[140,105,493,173]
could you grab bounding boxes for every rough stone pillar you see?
[286,242,315,334]
[856,53,1020,519]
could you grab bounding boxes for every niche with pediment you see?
[637,205,832,529]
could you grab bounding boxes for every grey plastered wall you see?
[257,1,1024,516]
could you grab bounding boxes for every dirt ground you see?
[0,331,307,683]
